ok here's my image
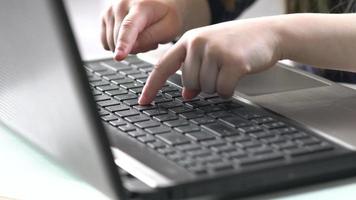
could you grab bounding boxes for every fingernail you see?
[138,95,146,105]
[114,42,127,60]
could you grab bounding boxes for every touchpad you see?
[236,64,329,96]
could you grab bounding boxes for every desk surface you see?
[1,0,356,199]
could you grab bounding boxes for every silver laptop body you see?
[1,0,356,199]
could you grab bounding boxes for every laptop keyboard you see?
[85,56,338,176]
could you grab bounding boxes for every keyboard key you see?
[157,148,176,155]
[133,104,156,111]
[106,104,130,112]
[211,145,237,153]
[175,143,202,152]
[90,80,110,87]
[219,116,250,128]
[157,101,183,109]
[210,162,234,172]
[202,123,240,137]
[239,153,284,166]
[111,78,134,85]
[97,99,121,107]
[94,94,111,102]
[153,114,179,122]
[131,62,153,69]
[238,125,263,133]
[96,84,120,92]
[102,74,125,81]
[91,89,102,96]
[145,125,171,135]
[308,143,334,153]
[175,97,200,103]
[296,137,321,146]
[201,140,226,148]
[190,117,216,125]
[185,100,211,108]
[226,150,248,160]
[208,111,235,119]
[125,114,150,123]
[233,108,266,120]
[98,109,110,116]
[137,134,156,143]
[139,67,153,73]
[129,87,144,94]
[103,60,131,71]
[101,114,118,122]
[199,106,223,113]
[187,165,208,175]
[114,93,138,101]
[128,73,149,80]
[135,120,161,129]
[174,124,200,133]
[118,124,137,132]
[225,135,250,143]
[160,86,179,93]
[88,76,101,82]
[143,108,168,116]
[169,106,193,114]
[198,93,219,99]
[156,131,191,145]
[127,129,147,137]
[123,99,139,106]
[94,69,116,77]
[136,78,148,84]
[179,111,205,120]
[236,140,262,149]
[262,122,287,129]
[252,117,276,125]
[119,69,141,76]
[120,82,143,89]
[197,155,222,164]
[163,119,189,128]
[85,63,108,72]
[147,141,166,149]
[115,109,140,118]
[105,89,128,96]
[165,91,182,98]
[186,131,216,141]
[122,56,144,65]
[109,119,127,127]
[207,97,232,104]
[153,96,172,104]
[187,149,212,157]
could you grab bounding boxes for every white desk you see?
[1,1,356,199]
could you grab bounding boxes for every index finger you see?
[138,43,186,105]
[114,6,149,60]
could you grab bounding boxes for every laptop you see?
[1,0,356,199]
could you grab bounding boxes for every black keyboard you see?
[85,56,339,176]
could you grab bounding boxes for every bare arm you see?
[279,13,356,72]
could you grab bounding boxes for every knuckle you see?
[121,18,135,31]
[187,35,205,49]
[233,51,250,73]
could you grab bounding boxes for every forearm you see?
[278,13,356,72]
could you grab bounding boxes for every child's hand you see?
[101,0,184,60]
[139,18,283,105]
